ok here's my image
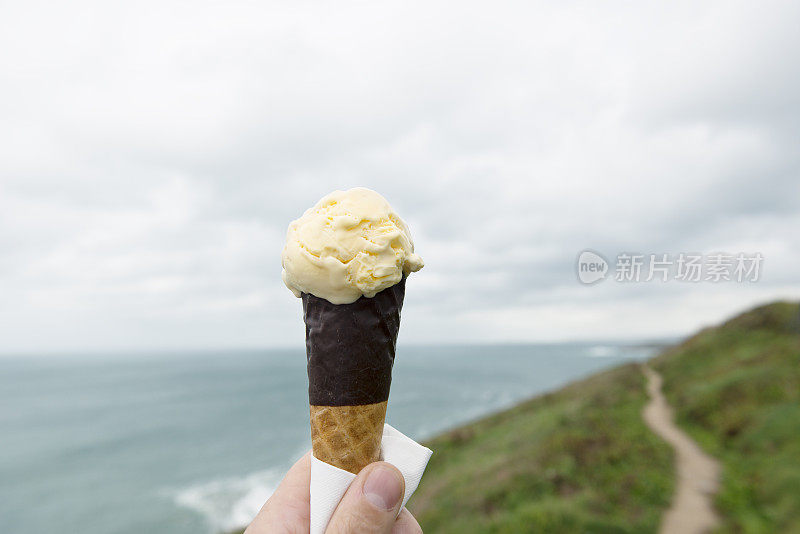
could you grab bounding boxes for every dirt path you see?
[641,365,721,534]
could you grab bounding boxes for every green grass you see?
[408,364,674,533]
[651,301,800,533]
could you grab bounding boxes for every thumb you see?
[326,462,405,534]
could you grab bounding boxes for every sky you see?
[1,0,799,353]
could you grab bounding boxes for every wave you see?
[173,447,308,532]
[586,345,616,358]
[174,469,282,532]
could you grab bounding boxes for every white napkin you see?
[310,424,433,534]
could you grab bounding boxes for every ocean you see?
[0,343,658,533]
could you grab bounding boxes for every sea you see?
[0,343,661,534]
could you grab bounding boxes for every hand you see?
[245,452,422,534]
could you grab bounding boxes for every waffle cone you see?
[310,401,387,474]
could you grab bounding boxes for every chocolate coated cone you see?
[303,278,405,406]
[310,402,387,474]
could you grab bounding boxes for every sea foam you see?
[587,345,615,357]
[174,469,282,531]
[173,445,310,531]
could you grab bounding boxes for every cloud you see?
[1,0,799,352]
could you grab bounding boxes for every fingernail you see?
[363,465,403,511]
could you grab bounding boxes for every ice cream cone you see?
[310,402,387,474]
[281,189,422,476]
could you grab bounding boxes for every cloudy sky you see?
[1,0,799,353]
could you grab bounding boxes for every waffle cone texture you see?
[310,402,387,474]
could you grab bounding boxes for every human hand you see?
[245,452,422,534]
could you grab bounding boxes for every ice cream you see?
[281,187,423,305]
[283,187,422,475]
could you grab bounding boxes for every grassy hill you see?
[410,300,798,533]
[408,363,674,533]
[651,301,800,532]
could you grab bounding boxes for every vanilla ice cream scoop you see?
[281,187,423,304]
